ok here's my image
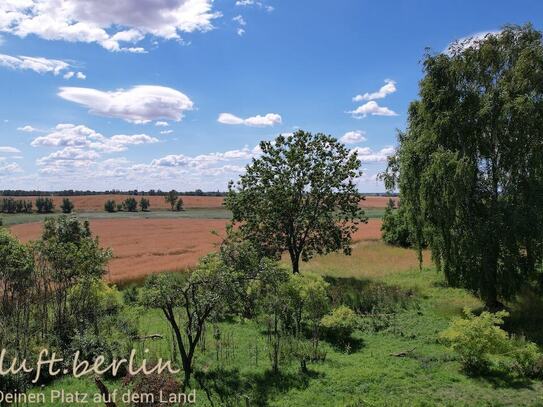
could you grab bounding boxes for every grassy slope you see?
[33,241,543,406]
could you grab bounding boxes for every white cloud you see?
[17,125,39,132]
[340,130,366,144]
[235,0,272,11]
[0,0,221,52]
[445,30,500,55]
[232,15,246,26]
[0,162,23,174]
[0,53,71,75]
[353,79,396,102]
[58,85,194,123]
[155,121,169,127]
[76,71,86,80]
[31,124,158,153]
[218,112,282,127]
[349,101,397,118]
[353,146,395,163]
[160,129,173,135]
[63,71,74,79]
[0,146,21,153]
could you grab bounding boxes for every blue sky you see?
[0,0,541,192]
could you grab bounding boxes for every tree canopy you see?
[226,130,366,273]
[381,24,543,308]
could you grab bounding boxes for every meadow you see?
[31,240,543,406]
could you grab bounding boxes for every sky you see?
[0,0,541,192]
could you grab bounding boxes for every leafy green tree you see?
[381,25,543,308]
[104,199,116,213]
[226,130,366,273]
[165,190,179,211]
[139,197,150,212]
[123,197,138,212]
[61,198,74,214]
[140,255,238,389]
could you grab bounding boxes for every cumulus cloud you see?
[218,112,282,127]
[0,0,221,52]
[340,130,366,144]
[353,146,395,163]
[0,146,21,153]
[235,0,273,11]
[17,125,39,132]
[58,85,194,123]
[0,162,23,174]
[155,121,169,127]
[160,130,173,135]
[353,79,396,102]
[0,53,71,75]
[349,101,397,118]
[31,124,158,153]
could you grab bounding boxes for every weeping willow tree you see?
[382,24,543,308]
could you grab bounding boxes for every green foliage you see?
[35,197,54,213]
[320,305,358,341]
[1,198,33,213]
[123,197,138,212]
[175,197,184,211]
[381,25,543,307]
[381,199,412,248]
[60,198,74,214]
[440,308,542,376]
[139,197,150,211]
[226,130,366,273]
[164,190,179,211]
[104,199,116,212]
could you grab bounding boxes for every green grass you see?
[1,208,232,226]
[25,242,543,406]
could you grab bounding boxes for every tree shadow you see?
[468,366,535,390]
[195,367,320,406]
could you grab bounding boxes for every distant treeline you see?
[0,189,227,197]
[0,190,397,197]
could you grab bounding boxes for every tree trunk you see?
[290,252,300,274]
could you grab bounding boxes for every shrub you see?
[123,372,183,406]
[175,198,184,211]
[439,308,543,376]
[439,309,511,372]
[320,305,358,340]
[36,197,54,213]
[139,197,150,212]
[104,200,115,212]
[61,198,74,214]
[123,197,138,212]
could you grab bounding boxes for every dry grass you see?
[299,240,431,279]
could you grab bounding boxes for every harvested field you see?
[4,194,396,212]
[10,218,383,282]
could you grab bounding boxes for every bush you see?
[175,198,184,211]
[381,199,412,247]
[61,198,74,214]
[439,308,542,376]
[104,200,116,212]
[123,197,138,212]
[320,305,358,340]
[36,197,54,213]
[139,197,150,212]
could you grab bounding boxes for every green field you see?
[1,207,384,227]
[0,208,232,226]
[32,241,543,406]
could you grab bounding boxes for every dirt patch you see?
[10,218,383,283]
